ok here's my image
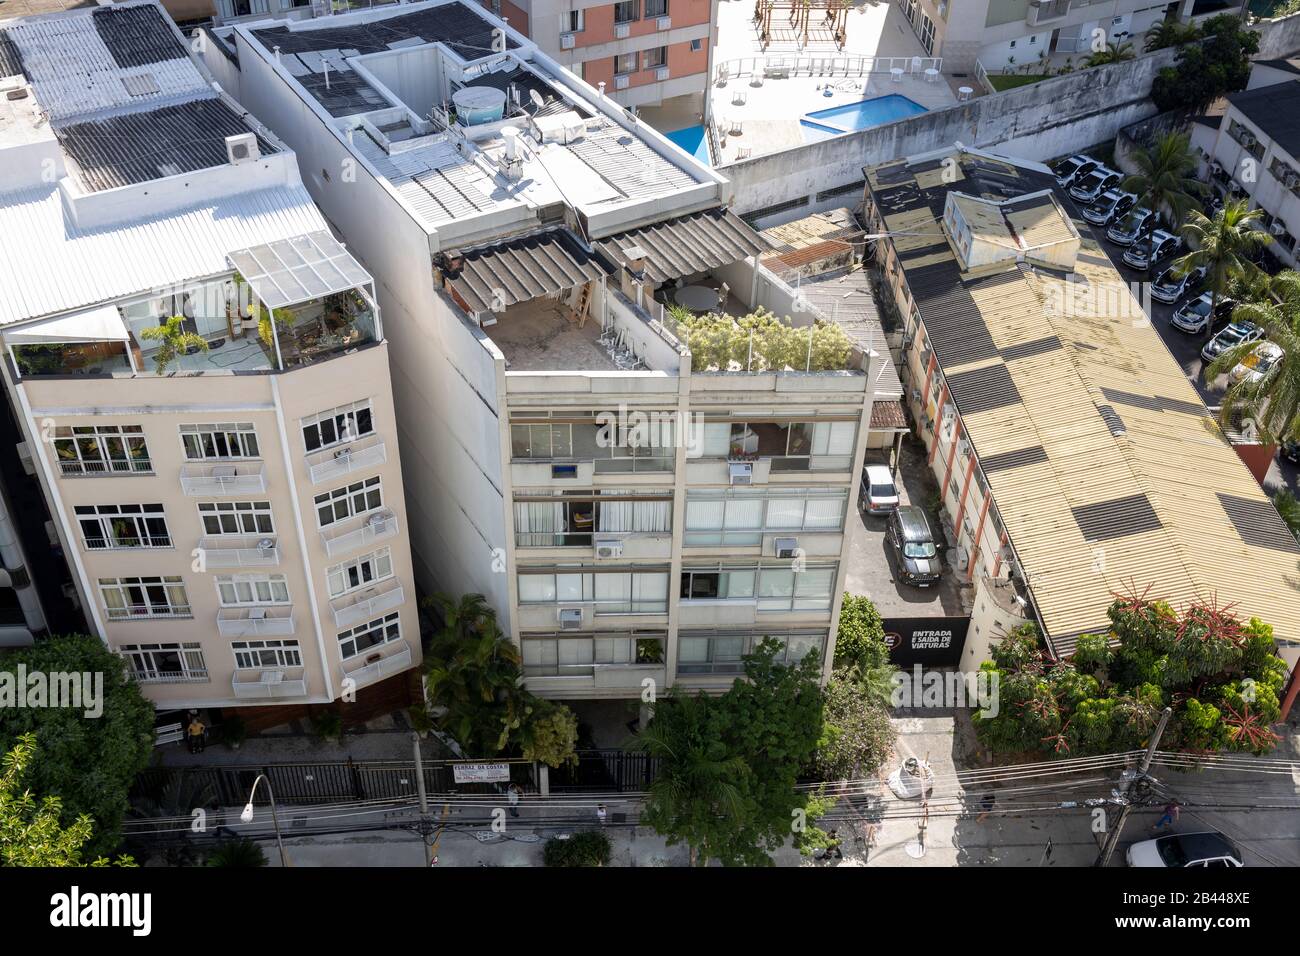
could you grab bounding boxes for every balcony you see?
[198,535,281,568]
[58,456,153,478]
[306,434,388,485]
[128,668,208,683]
[1027,0,1070,24]
[232,667,309,700]
[216,606,296,637]
[106,604,192,621]
[320,509,399,558]
[331,578,406,629]
[341,641,413,691]
[180,461,267,496]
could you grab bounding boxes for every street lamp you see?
[241,773,288,867]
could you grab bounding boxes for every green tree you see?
[832,593,890,671]
[1205,269,1300,443]
[1174,200,1269,342]
[0,634,154,858]
[1085,41,1135,67]
[519,700,580,769]
[205,838,268,867]
[1120,131,1204,279]
[1151,14,1260,112]
[1,735,135,866]
[1275,489,1300,542]
[1143,18,1201,52]
[138,315,208,373]
[813,672,897,779]
[542,830,611,867]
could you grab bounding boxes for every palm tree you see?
[139,314,208,373]
[205,838,268,867]
[1120,131,1205,280]
[1174,200,1270,342]
[1205,269,1300,444]
[1086,41,1135,67]
[1144,19,1200,52]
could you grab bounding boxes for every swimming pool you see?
[664,125,711,165]
[801,94,928,138]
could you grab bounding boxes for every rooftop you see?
[1226,79,1300,159]
[867,145,1300,650]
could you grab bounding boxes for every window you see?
[757,565,836,612]
[510,415,675,472]
[180,422,260,460]
[517,569,670,614]
[327,548,394,598]
[613,0,639,23]
[198,501,274,536]
[315,476,382,527]
[691,420,857,470]
[563,9,584,31]
[302,400,374,453]
[522,631,665,676]
[644,0,667,16]
[100,577,191,620]
[677,629,826,675]
[690,37,702,52]
[642,47,666,70]
[54,425,150,476]
[338,611,402,659]
[233,639,302,670]
[514,490,671,547]
[75,504,170,550]
[684,488,848,545]
[615,52,638,75]
[680,567,756,600]
[216,574,290,607]
[120,643,206,682]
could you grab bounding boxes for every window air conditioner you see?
[594,536,624,559]
[1240,132,1256,147]
[560,32,576,49]
[615,74,630,90]
[615,22,630,38]
[558,607,583,629]
[774,537,799,559]
[656,67,670,81]
[225,132,260,165]
[957,438,971,457]
[1271,221,1287,235]
[729,462,753,485]
[657,15,671,28]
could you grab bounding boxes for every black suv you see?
[887,506,943,587]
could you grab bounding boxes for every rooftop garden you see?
[668,306,854,373]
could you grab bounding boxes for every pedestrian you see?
[507,783,522,818]
[596,803,607,826]
[824,828,843,860]
[975,790,995,823]
[187,715,206,754]
[1151,800,1180,833]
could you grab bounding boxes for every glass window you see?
[216,574,290,606]
[642,47,666,70]
[99,577,190,619]
[54,425,151,476]
[302,400,374,453]
[615,52,638,74]
[75,504,170,549]
[198,501,274,536]
[644,0,667,16]
[338,611,402,659]
[327,548,394,598]
[233,640,302,669]
[315,476,382,527]
[563,9,584,31]
[614,0,639,22]
[179,423,260,460]
[120,642,206,681]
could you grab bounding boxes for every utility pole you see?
[412,732,433,867]
[1095,707,1171,867]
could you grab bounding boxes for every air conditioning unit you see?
[1240,132,1256,147]
[1210,161,1224,174]
[367,510,393,532]
[1271,221,1288,235]
[558,607,583,629]
[615,74,630,90]
[225,132,260,165]
[656,67,670,81]
[729,462,753,485]
[15,441,34,476]
[615,22,630,38]
[902,334,915,349]
[957,438,971,458]
[657,15,671,28]
[594,536,624,559]
[774,537,799,559]
[560,32,576,49]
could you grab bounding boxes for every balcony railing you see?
[306,435,388,485]
[128,668,208,683]
[198,535,281,568]
[320,510,399,558]
[106,604,192,621]
[341,642,413,691]
[180,461,267,496]
[232,667,309,700]
[216,606,296,637]
[84,535,173,551]
[331,578,405,629]
[1027,0,1070,24]
[58,457,154,477]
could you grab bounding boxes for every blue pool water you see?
[801,94,928,138]
[664,125,711,165]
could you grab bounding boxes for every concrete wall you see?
[1253,10,1300,60]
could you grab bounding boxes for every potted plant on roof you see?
[139,315,208,374]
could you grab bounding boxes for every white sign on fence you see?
[452,762,511,784]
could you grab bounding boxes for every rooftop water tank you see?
[451,86,507,126]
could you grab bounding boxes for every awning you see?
[443,229,606,315]
[6,304,129,344]
[869,400,909,432]
[227,230,372,310]
[592,207,769,285]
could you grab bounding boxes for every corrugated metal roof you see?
[593,207,767,285]
[0,184,332,326]
[444,229,605,314]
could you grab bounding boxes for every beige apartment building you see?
[0,1,420,714]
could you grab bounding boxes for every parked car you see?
[1230,341,1283,384]
[1126,831,1243,868]
[1106,207,1156,246]
[1082,190,1136,226]
[887,506,943,587]
[860,464,900,515]
[1281,439,1300,464]
[1171,293,1236,335]
[1069,166,1123,205]
[1201,321,1263,362]
[1122,229,1180,270]
[1151,264,1206,304]
[1053,154,1099,189]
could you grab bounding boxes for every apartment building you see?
[0,1,421,712]
[206,0,900,703]
[1190,76,1300,269]
[896,0,1186,74]
[863,144,1300,677]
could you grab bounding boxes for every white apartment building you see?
[0,1,421,713]
[1190,73,1300,269]
[206,0,900,702]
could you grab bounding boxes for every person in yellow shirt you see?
[187,716,207,754]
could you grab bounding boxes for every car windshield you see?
[1117,212,1145,231]
[1157,837,1189,867]
[903,541,937,559]
[1219,325,1249,345]
[870,484,896,498]
[1054,159,1080,176]
[1094,195,1116,211]
[1080,172,1105,189]
[1155,269,1180,287]
[1188,299,1211,316]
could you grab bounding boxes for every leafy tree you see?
[126,773,218,867]
[1,735,135,866]
[1174,200,1269,342]
[519,700,579,769]
[833,593,889,671]
[542,830,611,867]
[1275,489,1300,542]
[1120,131,1204,280]
[1085,41,1135,67]
[0,634,154,858]
[138,314,208,373]
[813,672,896,779]
[1151,14,1260,113]
[205,838,268,867]
[674,308,852,372]
[1144,18,1201,52]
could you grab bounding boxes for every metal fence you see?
[714,54,942,85]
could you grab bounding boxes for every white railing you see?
[306,435,387,485]
[180,461,266,496]
[974,59,993,95]
[320,511,399,558]
[341,642,413,691]
[198,535,281,568]
[331,578,406,629]
[232,667,308,700]
[714,54,941,85]
[216,606,296,637]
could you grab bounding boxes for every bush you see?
[833,594,890,672]
[676,308,852,372]
[543,830,612,867]
[813,674,897,779]
[218,716,247,748]
[311,711,343,742]
[206,838,268,867]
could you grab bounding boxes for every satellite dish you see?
[529,89,545,111]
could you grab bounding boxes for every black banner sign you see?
[881,616,970,667]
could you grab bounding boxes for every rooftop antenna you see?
[529,89,545,111]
